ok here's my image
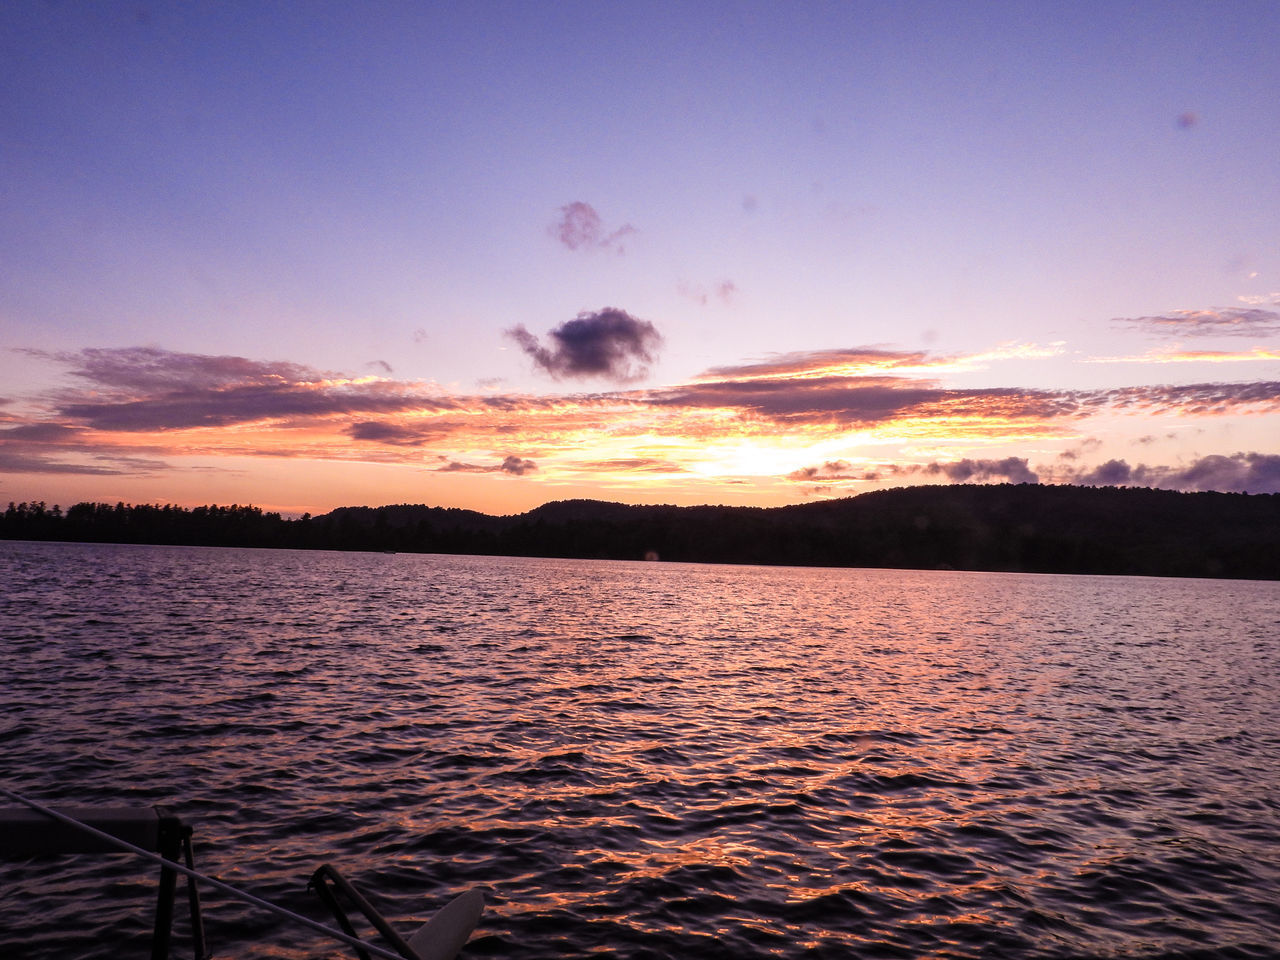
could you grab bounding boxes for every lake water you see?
[1,540,1279,959]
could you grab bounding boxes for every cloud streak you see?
[346,421,459,446]
[24,347,455,432]
[1114,307,1280,338]
[695,342,1064,382]
[0,450,143,475]
[576,458,688,474]
[1087,347,1280,365]
[0,421,173,476]
[653,375,1085,429]
[696,348,936,382]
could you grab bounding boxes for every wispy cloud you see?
[695,348,936,382]
[1086,347,1280,365]
[549,202,636,254]
[578,458,688,474]
[677,279,738,307]
[507,308,663,383]
[1113,307,1280,338]
[695,342,1063,383]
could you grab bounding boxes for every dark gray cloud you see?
[438,456,536,476]
[2,423,87,442]
[1078,459,1133,485]
[367,360,393,374]
[920,457,1039,484]
[500,455,536,475]
[1065,453,1280,493]
[1168,453,1280,492]
[788,457,1037,486]
[346,421,458,446]
[507,308,663,383]
[787,460,879,482]
[550,202,636,253]
[1114,307,1280,338]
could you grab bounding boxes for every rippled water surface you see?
[2,541,1279,959]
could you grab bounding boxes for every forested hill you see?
[3,484,1278,580]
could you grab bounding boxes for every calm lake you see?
[2,540,1279,959]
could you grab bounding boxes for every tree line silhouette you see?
[3,484,1277,580]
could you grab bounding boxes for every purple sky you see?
[2,2,1278,514]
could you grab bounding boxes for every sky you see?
[2,1,1278,516]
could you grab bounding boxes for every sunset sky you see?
[3,2,1278,516]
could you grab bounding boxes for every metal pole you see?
[0,787,412,960]
[151,817,179,960]
[311,864,420,960]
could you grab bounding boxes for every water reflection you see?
[2,544,1279,959]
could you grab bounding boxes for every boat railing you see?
[0,787,479,960]
[0,801,206,960]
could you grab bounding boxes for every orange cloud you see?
[1087,347,1280,364]
[5,345,1278,494]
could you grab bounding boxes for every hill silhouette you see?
[3,484,1277,580]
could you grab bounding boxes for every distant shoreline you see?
[3,484,1278,581]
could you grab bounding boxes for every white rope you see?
[0,786,414,960]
